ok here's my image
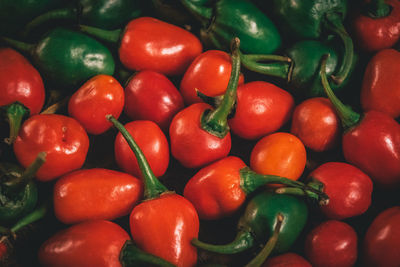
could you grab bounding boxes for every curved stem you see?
[79,25,121,44]
[192,230,254,254]
[201,37,241,138]
[4,103,29,145]
[367,0,391,18]
[180,0,212,27]
[245,214,284,267]
[0,37,34,55]
[120,241,176,267]
[320,54,360,131]
[10,201,47,233]
[107,115,167,200]
[324,12,354,85]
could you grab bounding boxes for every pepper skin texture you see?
[291,97,341,152]
[119,17,202,76]
[130,193,199,267]
[228,81,294,140]
[68,74,125,135]
[180,50,245,105]
[53,168,143,224]
[38,220,130,267]
[13,114,89,181]
[309,162,373,220]
[124,70,184,132]
[114,120,169,179]
[262,253,311,267]
[363,206,400,267]
[169,103,231,169]
[305,220,358,267]
[352,0,400,52]
[361,49,400,118]
[0,48,45,116]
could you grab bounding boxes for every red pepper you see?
[114,120,169,179]
[0,48,45,144]
[53,168,143,224]
[68,74,124,135]
[79,17,203,76]
[13,114,89,182]
[305,220,358,267]
[228,81,294,140]
[352,0,400,52]
[124,70,184,132]
[262,253,312,267]
[361,49,400,118]
[180,49,245,105]
[290,97,341,152]
[363,206,400,267]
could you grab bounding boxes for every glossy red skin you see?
[38,220,130,267]
[119,17,202,76]
[124,70,184,131]
[180,50,244,105]
[305,220,358,267]
[363,206,400,267]
[115,120,169,179]
[130,193,199,267]
[342,110,400,187]
[0,48,45,114]
[352,0,400,52]
[229,81,294,140]
[309,162,373,220]
[68,74,124,135]
[262,253,312,267]
[291,97,341,152]
[169,103,231,169]
[53,168,143,224]
[183,156,247,220]
[361,49,400,118]
[13,114,89,181]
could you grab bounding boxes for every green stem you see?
[367,0,391,18]
[324,12,354,85]
[10,202,47,233]
[320,54,360,130]
[79,25,121,44]
[107,115,167,200]
[4,103,29,145]
[275,187,329,206]
[180,0,212,27]
[239,51,292,81]
[201,37,241,138]
[245,214,284,267]
[192,230,254,254]
[120,241,176,267]
[0,37,34,54]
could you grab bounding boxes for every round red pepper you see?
[13,114,89,182]
[124,70,184,131]
[305,220,358,267]
[363,206,400,267]
[53,168,143,224]
[0,48,45,144]
[262,253,311,267]
[68,74,125,135]
[114,120,169,179]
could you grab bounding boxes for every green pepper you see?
[0,152,45,225]
[1,28,115,90]
[192,191,308,255]
[180,0,281,54]
[24,0,144,36]
[240,39,357,97]
[269,0,353,85]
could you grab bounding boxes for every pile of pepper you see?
[0,0,399,266]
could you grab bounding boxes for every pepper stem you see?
[201,37,241,138]
[192,229,254,254]
[244,214,284,267]
[107,115,168,200]
[239,51,292,81]
[10,201,47,233]
[78,25,121,44]
[120,240,176,267]
[180,0,212,27]
[0,37,34,54]
[366,0,391,18]
[324,12,354,85]
[4,102,29,145]
[320,54,360,130]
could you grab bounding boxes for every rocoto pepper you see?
[1,28,115,90]
[181,0,281,54]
